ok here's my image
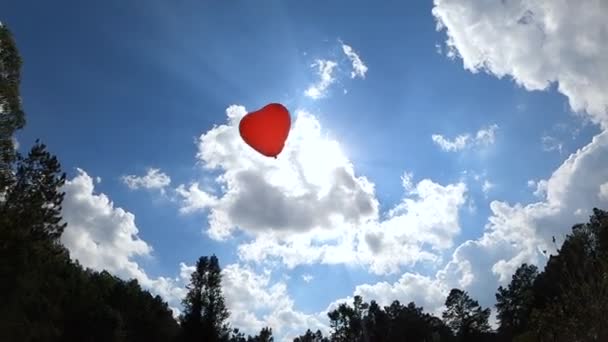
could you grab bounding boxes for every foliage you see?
[442,288,491,340]
[495,263,538,337]
[323,296,454,342]
[180,255,231,342]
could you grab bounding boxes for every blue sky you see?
[4,0,608,340]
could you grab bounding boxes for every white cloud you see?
[475,124,499,146]
[62,168,153,275]
[339,128,608,311]
[432,0,608,128]
[341,43,368,79]
[185,105,467,276]
[401,171,415,193]
[191,105,378,240]
[440,130,608,307]
[304,60,338,100]
[324,133,608,316]
[533,180,548,199]
[360,179,467,275]
[175,182,218,214]
[221,263,328,339]
[431,134,470,152]
[541,135,564,154]
[301,274,314,283]
[61,169,186,313]
[353,273,448,317]
[482,180,494,194]
[122,168,171,192]
[429,0,608,309]
[432,124,498,152]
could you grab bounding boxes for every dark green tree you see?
[327,295,368,342]
[0,24,25,191]
[248,327,273,342]
[293,329,328,342]
[495,264,538,339]
[325,296,454,342]
[530,209,608,341]
[442,289,491,341]
[181,255,231,342]
[0,141,69,341]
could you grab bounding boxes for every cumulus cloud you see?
[432,0,608,127]
[304,60,338,100]
[221,264,328,339]
[122,168,171,192]
[189,105,378,241]
[63,169,153,275]
[354,273,448,316]
[432,124,498,152]
[175,183,218,214]
[533,180,548,199]
[341,43,368,79]
[331,129,608,312]
[183,105,468,275]
[441,131,608,307]
[360,178,467,275]
[61,169,185,313]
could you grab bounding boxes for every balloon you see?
[239,103,291,158]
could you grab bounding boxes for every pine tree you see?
[0,24,25,192]
[293,329,328,342]
[495,264,538,339]
[442,289,491,341]
[181,255,230,342]
[248,327,273,342]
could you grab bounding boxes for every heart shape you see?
[239,103,291,158]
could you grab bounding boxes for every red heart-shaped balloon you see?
[239,103,291,158]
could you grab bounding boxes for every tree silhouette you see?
[181,255,230,342]
[495,263,538,339]
[442,289,490,340]
[249,327,273,342]
[530,208,608,340]
[293,329,329,342]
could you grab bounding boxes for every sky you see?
[3,0,608,340]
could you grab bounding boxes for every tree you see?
[181,255,231,342]
[530,209,608,341]
[327,295,368,342]
[248,327,273,342]
[495,264,538,338]
[325,296,453,342]
[442,289,491,341]
[293,329,328,342]
[0,141,70,341]
[0,24,25,192]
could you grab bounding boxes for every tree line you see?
[2,23,608,342]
